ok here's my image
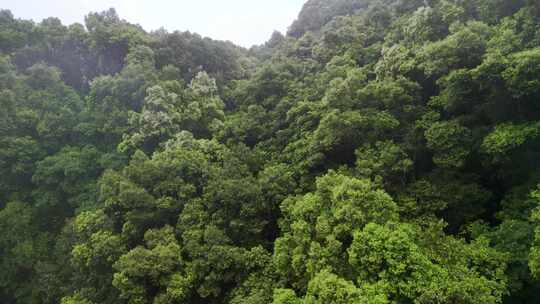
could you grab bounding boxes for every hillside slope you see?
[2,1,540,303]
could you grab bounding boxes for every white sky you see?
[0,0,307,47]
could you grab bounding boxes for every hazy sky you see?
[1,0,307,47]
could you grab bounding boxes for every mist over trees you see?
[2,0,540,303]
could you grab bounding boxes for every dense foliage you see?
[2,0,540,303]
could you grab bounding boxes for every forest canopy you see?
[2,0,540,303]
